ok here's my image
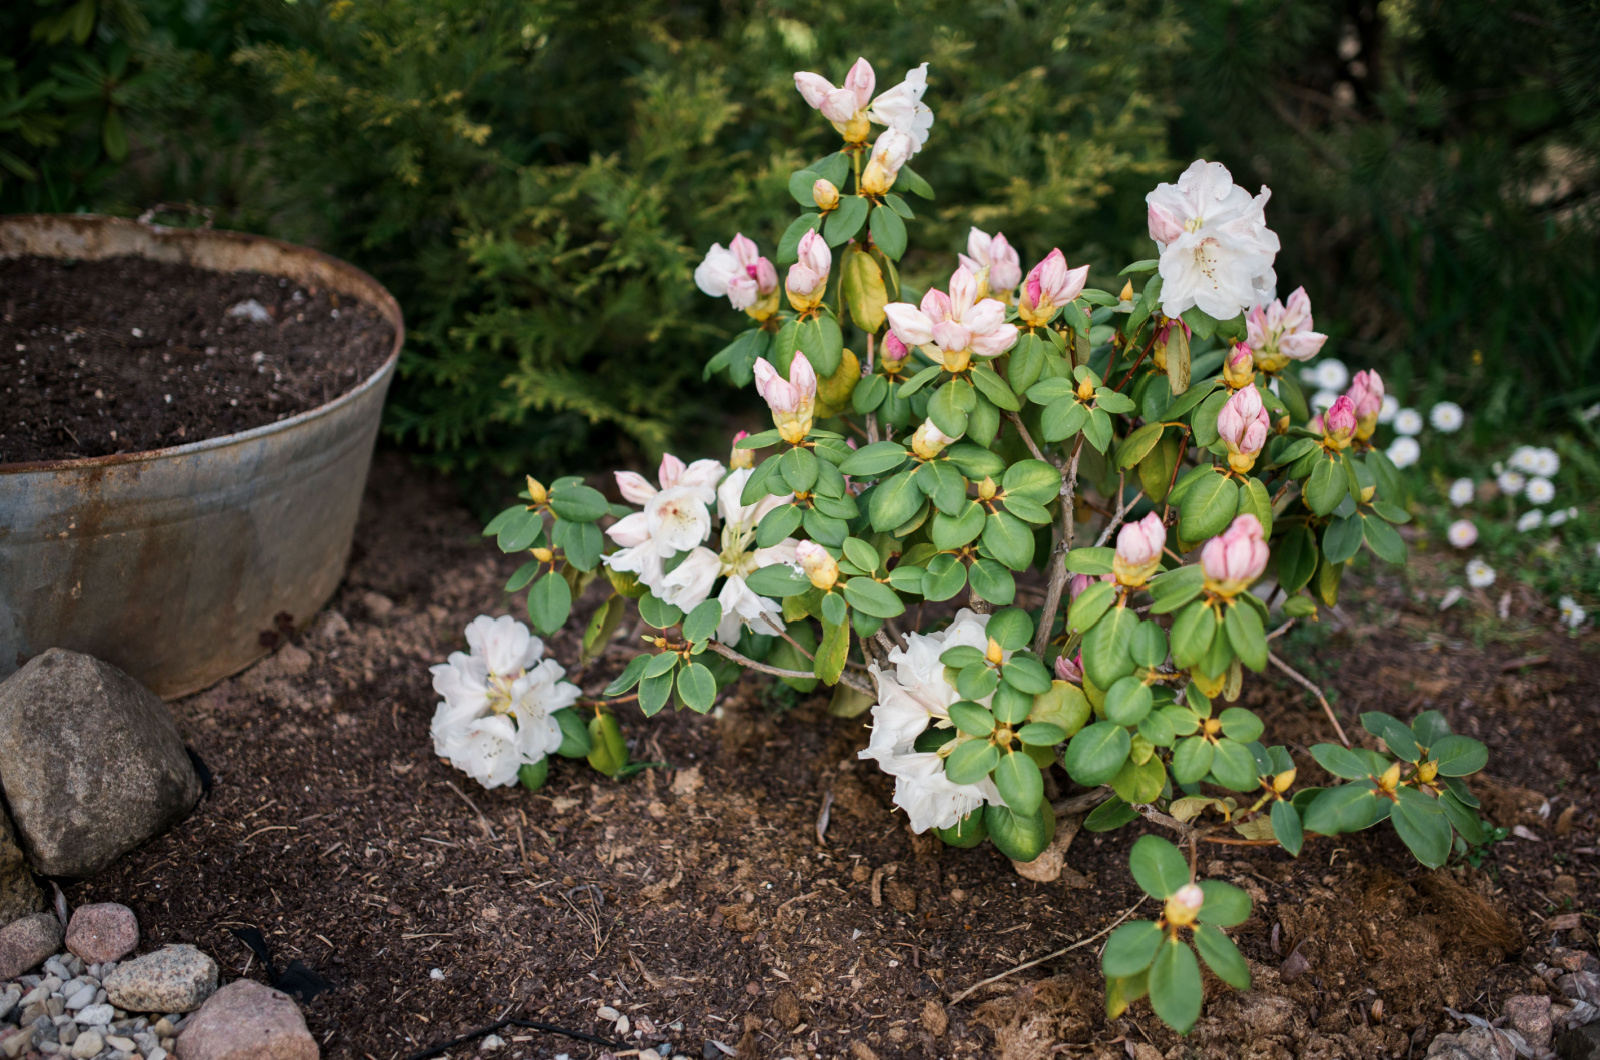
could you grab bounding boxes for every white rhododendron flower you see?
[1377,394,1400,424]
[1386,436,1420,469]
[1517,509,1545,532]
[859,610,1006,833]
[1145,160,1280,320]
[1448,478,1475,507]
[1429,401,1464,433]
[1525,477,1555,505]
[1496,470,1526,496]
[794,59,934,151]
[1392,408,1424,437]
[656,468,800,643]
[868,63,935,150]
[694,234,778,312]
[430,616,580,789]
[604,453,725,590]
[1560,596,1588,630]
[1446,520,1478,549]
[1466,559,1496,589]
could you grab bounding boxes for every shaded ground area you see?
[68,454,1600,1060]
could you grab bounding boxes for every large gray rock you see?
[104,944,217,1013]
[0,649,202,877]
[0,806,43,928]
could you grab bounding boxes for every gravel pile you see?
[0,951,189,1059]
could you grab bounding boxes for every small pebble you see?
[150,1019,174,1038]
[597,1006,620,1021]
[105,1035,136,1051]
[479,1034,505,1052]
[148,1050,168,1060]
[76,1003,113,1026]
[429,969,444,981]
[69,1031,102,1060]
[616,1015,630,1035]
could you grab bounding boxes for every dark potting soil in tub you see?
[0,254,395,464]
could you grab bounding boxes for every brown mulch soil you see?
[0,255,394,464]
[68,453,1600,1060]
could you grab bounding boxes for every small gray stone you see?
[0,650,202,877]
[1504,995,1553,1053]
[68,1031,102,1060]
[1425,1026,1514,1060]
[103,946,216,1014]
[64,985,94,1010]
[0,913,63,980]
[0,1025,33,1059]
[58,1022,76,1046]
[75,1004,113,1027]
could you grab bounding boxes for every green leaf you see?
[1322,515,1363,564]
[969,364,1021,411]
[1040,398,1089,442]
[496,508,544,552]
[756,503,804,548]
[1082,604,1137,687]
[1169,601,1218,669]
[1065,547,1116,575]
[1302,782,1384,835]
[744,564,812,598]
[681,600,723,644]
[1362,515,1407,564]
[982,510,1036,571]
[1310,744,1376,780]
[1102,921,1164,978]
[841,577,905,618]
[1017,722,1067,746]
[677,662,718,713]
[1304,455,1348,516]
[915,459,969,514]
[788,168,823,205]
[548,483,609,522]
[984,802,1056,862]
[1129,834,1190,899]
[869,470,923,531]
[968,558,1017,605]
[1412,711,1453,747]
[1001,655,1053,695]
[517,757,549,791]
[1361,712,1422,761]
[931,500,986,550]
[1271,800,1304,856]
[898,363,944,398]
[1085,795,1141,832]
[892,164,935,199]
[869,204,907,260]
[949,701,996,737]
[1113,754,1167,804]
[586,713,628,776]
[1430,735,1488,776]
[505,560,542,593]
[946,443,1006,480]
[1391,787,1451,868]
[1238,475,1273,538]
[986,607,1034,650]
[824,195,870,246]
[994,751,1044,815]
[553,708,592,757]
[852,374,889,415]
[1130,622,1169,668]
[1179,473,1238,543]
[1171,737,1215,785]
[1117,422,1166,470]
[1069,580,1118,633]
[782,445,819,496]
[1209,739,1261,792]
[1002,459,1063,503]
[815,616,849,685]
[1105,676,1154,726]
[945,739,1001,785]
[1275,526,1318,594]
[638,669,674,716]
[638,593,684,629]
[1218,706,1264,744]
[839,441,908,477]
[841,537,881,574]
[1062,721,1131,786]
[527,574,572,635]
[604,654,650,696]
[928,380,970,438]
[885,192,915,219]
[1189,388,1230,447]
[1224,602,1267,672]
[1440,791,1485,845]
[1148,940,1203,1035]
[1008,333,1046,393]
[923,553,968,601]
[581,594,627,665]
[1193,924,1251,990]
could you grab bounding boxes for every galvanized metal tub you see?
[0,214,403,698]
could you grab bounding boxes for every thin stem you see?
[1093,475,1142,548]
[1031,436,1085,656]
[865,332,880,445]
[947,898,1146,1006]
[1113,333,1158,393]
[1006,410,1049,464]
[1159,424,1193,523]
[706,640,875,698]
[1268,649,1351,748]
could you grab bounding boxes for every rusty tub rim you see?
[0,213,405,477]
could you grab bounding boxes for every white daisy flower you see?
[1560,596,1587,630]
[1448,478,1474,507]
[1387,436,1421,469]
[1311,389,1339,410]
[1548,509,1569,527]
[1529,447,1560,477]
[1428,402,1464,432]
[1446,520,1478,548]
[1525,477,1555,505]
[1517,509,1545,533]
[1393,408,1424,436]
[1466,559,1496,588]
[1377,394,1400,424]
[1496,470,1526,496]
[1313,358,1349,391]
[1508,446,1537,473]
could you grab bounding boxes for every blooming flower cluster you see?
[1147,161,1280,322]
[430,616,581,789]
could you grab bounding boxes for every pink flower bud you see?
[958,228,1023,297]
[910,419,956,460]
[1113,512,1167,586]
[1017,249,1089,325]
[812,178,840,211]
[1201,514,1270,595]
[752,256,778,296]
[1322,394,1357,449]
[882,331,909,363]
[1068,572,1109,601]
[1054,653,1083,684]
[1347,369,1383,440]
[729,430,753,470]
[1164,882,1205,927]
[754,353,819,444]
[1147,202,1185,246]
[1216,385,1270,472]
[1223,343,1255,388]
[786,230,832,311]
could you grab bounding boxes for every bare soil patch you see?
[66,454,1600,1059]
[0,255,393,463]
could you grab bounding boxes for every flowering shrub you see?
[470,57,1493,1034]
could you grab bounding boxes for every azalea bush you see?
[449,55,1496,1035]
